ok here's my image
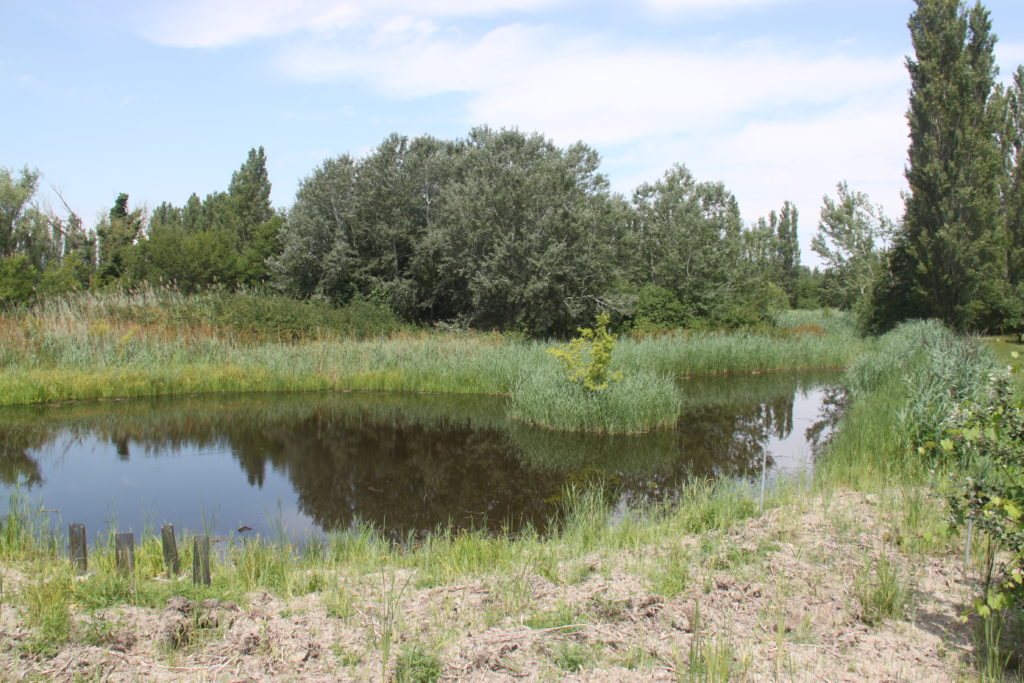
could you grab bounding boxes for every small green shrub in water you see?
[547,313,623,391]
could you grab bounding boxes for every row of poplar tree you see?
[1,0,1021,337]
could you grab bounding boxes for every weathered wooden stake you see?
[193,536,211,586]
[161,524,180,576]
[758,448,769,514]
[964,518,975,580]
[115,532,135,574]
[69,523,87,574]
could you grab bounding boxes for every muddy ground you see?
[0,490,984,681]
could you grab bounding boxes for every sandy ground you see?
[0,490,984,681]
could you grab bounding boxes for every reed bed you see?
[816,319,995,490]
[0,291,865,437]
[614,329,864,378]
[508,363,681,435]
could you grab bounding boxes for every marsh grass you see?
[0,489,61,562]
[2,291,860,418]
[19,560,74,654]
[617,320,865,378]
[0,472,800,644]
[814,320,995,496]
[509,363,681,434]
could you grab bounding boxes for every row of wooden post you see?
[68,523,211,585]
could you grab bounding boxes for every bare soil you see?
[0,490,983,681]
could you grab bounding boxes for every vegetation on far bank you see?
[0,290,865,437]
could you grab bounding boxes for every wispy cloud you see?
[641,0,792,11]
[132,0,911,242]
[273,24,903,147]
[135,0,559,48]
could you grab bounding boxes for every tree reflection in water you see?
[0,372,843,539]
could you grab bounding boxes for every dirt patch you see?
[0,490,981,681]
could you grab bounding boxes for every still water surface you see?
[0,372,842,542]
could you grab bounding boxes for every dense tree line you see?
[3,0,1019,336]
[0,130,808,336]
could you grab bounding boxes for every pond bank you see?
[0,488,978,681]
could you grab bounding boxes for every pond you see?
[0,371,843,543]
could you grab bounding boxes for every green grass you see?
[817,319,995,492]
[0,473,798,629]
[395,643,443,682]
[616,328,864,378]
[508,363,681,434]
[0,291,864,437]
[854,552,913,626]
[987,336,1024,387]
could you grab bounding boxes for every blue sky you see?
[4,0,1024,263]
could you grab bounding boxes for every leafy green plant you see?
[547,313,623,392]
[943,369,1024,617]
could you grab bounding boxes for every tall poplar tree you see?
[776,201,800,307]
[869,0,1004,331]
[1005,67,1024,287]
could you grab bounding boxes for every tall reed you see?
[508,363,681,434]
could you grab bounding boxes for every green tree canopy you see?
[812,182,895,311]
[868,0,1005,332]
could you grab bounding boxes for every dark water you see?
[0,372,842,542]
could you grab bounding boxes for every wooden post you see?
[115,532,135,574]
[193,536,211,586]
[161,525,180,576]
[758,448,769,514]
[69,523,87,574]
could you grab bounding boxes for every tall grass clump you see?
[0,490,61,562]
[845,320,994,445]
[820,319,994,489]
[508,362,680,434]
[616,325,864,378]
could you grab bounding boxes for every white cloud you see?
[136,0,558,48]
[997,41,1024,79]
[642,0,790,11]
[597,91,910,267]
[135,0,913,266]
[703,92,909,248]
[274,25,904,145]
